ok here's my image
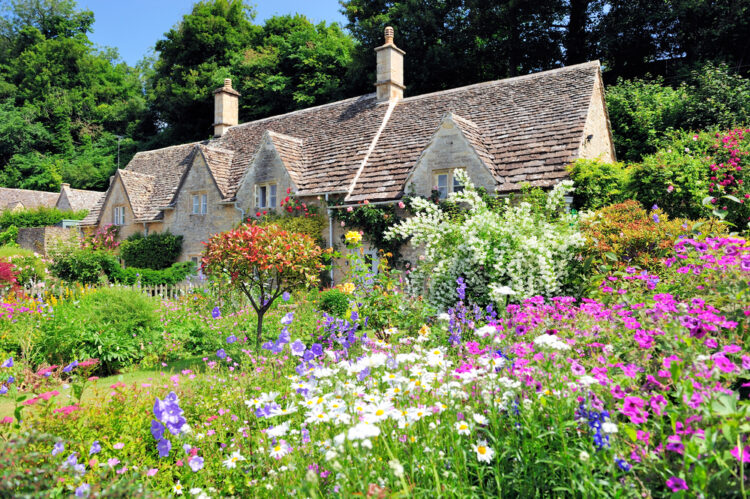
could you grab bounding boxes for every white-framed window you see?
[433,169,465,200]
[192,193,207,214]
[255,183,277,209]
[113,206,125,225]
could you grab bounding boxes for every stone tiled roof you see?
[88,61,601,222]
[347,62,599,201]
[0,187,58,211]
[266,131,306,188]
[216,95,387,196]
[58,185,104,212]
[198,144,234,198]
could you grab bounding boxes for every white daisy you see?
[223,450,246,469]
[173,481,184,495]
[472,440,495,463]
[454,421,471,435]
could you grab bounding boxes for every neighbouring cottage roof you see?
[0,187,59,211]
[82,61,602,225]
[57,184,104,212]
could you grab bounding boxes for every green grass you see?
[0,357,205,418]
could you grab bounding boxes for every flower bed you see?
[0,236,747,497]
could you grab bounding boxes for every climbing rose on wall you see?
[202,223,326,347]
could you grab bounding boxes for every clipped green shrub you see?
[119,231,183,270]
[0,225,18,246]
[48,248,118,285]
[0,206,87,230]
[318,289,349,317]
[37,287,161,374]
[0,245,46,287]
[108,261,196,286]
[568,159,630,211]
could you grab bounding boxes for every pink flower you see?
[621,396,648,424]
[713,355,736,373]
[146,468,158,477]
[731,445,750,463]
[113,442,125,450]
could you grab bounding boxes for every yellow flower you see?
[340,282,355,294]
[418,324,431,337]
[344,231,362,245]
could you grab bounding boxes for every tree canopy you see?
[0,0,748,192]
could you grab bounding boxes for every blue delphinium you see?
[576,401,610,450]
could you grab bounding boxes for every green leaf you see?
[604,252,618,261]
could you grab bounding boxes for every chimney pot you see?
[384,26,394,45]
[224,78,232,88]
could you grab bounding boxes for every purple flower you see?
[0,386,7,395]
[211,306,221,319]
[52,441,65,456]
[282,291,291,302]
[157,438,171,458]
[151,420,165,441]
[74,483,90,498]
[278,328,290,344]
[651,204,659,210]
[89,441,101,455]
[63,360,78,373]
[281,312,294,325]
[652,214,660,223]
[216,349,227,359]
[1,357,12,368]
[7,376,14,384]
[302,350,314,362]
[311,343,323,357]
[64,453,78,468]
[291,340,306,357]
[189,456,204,472]
[666,477,688,491]
[226,334,237,344]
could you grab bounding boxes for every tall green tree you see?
[0,0,146,191]
[235,15,355,121]
[147,0,259,144]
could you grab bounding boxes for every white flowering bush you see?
[386,171,584,308]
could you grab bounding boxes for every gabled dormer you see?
[403,112,499,199]
[235,130,305,215]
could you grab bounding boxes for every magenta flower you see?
[731,445,750,463]
[621,396,648,424]
[666,477,688,492]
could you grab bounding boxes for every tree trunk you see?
[256,309,265,350]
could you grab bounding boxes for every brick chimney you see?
[375,26,405,102]
[213,78,240,137]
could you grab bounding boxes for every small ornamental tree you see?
[202,223,325,348]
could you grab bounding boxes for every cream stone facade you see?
[161,151,239,261]
[81,27,617,281]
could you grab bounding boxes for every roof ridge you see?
[198,143,235,155]
[446,112,480,129]
[130,141,204,159]
[399,61,601,104]
[226,94,379,133]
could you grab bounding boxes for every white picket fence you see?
[34,280,207,301]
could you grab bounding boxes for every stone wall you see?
[235,135,297,216]
[404,114,497,198]
[163,153,240,261]
[17,226,75,255]
[578,74,616,162]
[99,176,141,240]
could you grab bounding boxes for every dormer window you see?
[255,183,277,209]
[192,193,207,214]
[113,206,125,225]
[433,169,465,200]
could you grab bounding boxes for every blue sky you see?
[81,1,348,66]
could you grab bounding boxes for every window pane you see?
[270,184,277,208]
[260,186,267,208]
[436,174,448,199]
[453,172,464,193]
[201,194,207,214]
[192,195,199,213]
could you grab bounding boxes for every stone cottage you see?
[80,28,616,279]
[0,184,103,213]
